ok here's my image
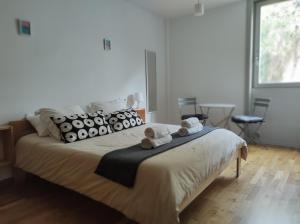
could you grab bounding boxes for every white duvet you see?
[15,123,247,224]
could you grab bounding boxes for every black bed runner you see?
[95,126,217,187]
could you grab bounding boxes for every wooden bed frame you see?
[9,119,241,215]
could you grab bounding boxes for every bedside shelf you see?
[0,125,11,131]
[0,125,13,181]
[135,108,146,123]
[0,125,13,165]
[0,161,11,167]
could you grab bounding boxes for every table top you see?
[198,103,236,108]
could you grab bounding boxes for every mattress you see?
[15,123,247,224]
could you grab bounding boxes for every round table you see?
[198,103,236,129]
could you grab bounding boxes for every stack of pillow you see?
[141,126,172,149]
[178,117,203,137]
[26,99,144,144]
[26,105,86,138]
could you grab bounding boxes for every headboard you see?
[9,119,35,144]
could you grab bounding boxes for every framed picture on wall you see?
[103,38,111,51]
[17,19,31,36]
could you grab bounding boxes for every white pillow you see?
[26,114,49,137]
[39,105,85,140]
[88,98,127,114]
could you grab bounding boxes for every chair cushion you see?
[181,114,208,121]
[231,115,264,124]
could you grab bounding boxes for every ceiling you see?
[128,0,243,18]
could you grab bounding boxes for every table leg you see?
[200,106,211,126]
[224,107,235,129]
[199,106,235,129]
[206,108,212,126]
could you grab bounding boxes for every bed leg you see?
[236,156,241,178]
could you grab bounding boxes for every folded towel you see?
[178,124,204,137]
[144,126,170,139]
[141,135,173,149]
[181,117,200,128]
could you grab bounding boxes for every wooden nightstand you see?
[0,125,13,181]
[135,108,146,123]
[0,125,13,166]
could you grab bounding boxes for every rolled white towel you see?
[144,126,170,139]
[141,135,172,149]
[181,117,200,128]
[178,123,204,137]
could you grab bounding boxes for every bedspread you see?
[16,123,247,224]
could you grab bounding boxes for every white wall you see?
[247,1,300,148]
[168,1,247,127]
[252,88,300,148]
[0,0,297,159]
[0,0,167,124]
[168,0,300,148]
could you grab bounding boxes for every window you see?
[253,0,300,87]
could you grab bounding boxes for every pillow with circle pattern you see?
[50,110,113,143]
[106,108,144,132]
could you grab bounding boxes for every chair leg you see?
[236,124,252,142]
[236,124,245,137]
[248,123,263,144]
[234,122,264,144]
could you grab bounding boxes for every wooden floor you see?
[0,145,299,224]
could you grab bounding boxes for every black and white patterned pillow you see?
[106,108,144,132]
[50,110,113,143]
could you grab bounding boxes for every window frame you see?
[253,0,300,88]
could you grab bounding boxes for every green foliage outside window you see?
[259,0,300,84]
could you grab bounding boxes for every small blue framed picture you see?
[17,19,31,36]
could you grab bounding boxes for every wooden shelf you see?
[0,161,11,167]
[0,125,11,131]
[0,125,13,165]
[135,108,146,123]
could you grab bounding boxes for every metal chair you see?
[178,97,208,124]
[231,98,270,143]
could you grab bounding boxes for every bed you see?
[10,120,247,224]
